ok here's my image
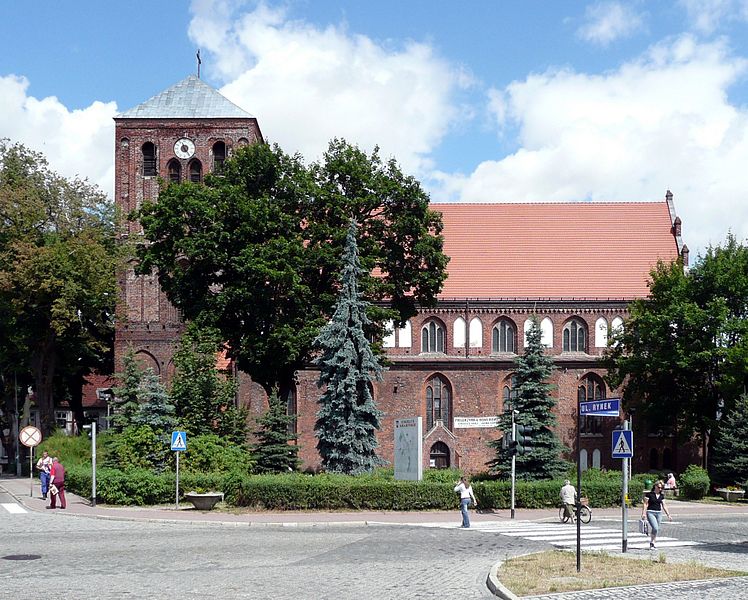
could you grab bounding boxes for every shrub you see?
[38,431,103,468]
[103,425,173,472]
[679,464,710,499]
[180,434,253,474]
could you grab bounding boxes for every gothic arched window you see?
[492,319,516,353]
[426,374,451,430]
[189,159,202,183]
[212,141,226,173]
[563,318,587,352]
[578,374,605,434]
[167,159,181,183]
[142,142,156,177]
[421,320,445,353]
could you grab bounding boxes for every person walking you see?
[641,479,671,549]
[35,450,53,500]
[454,476,478,528]
[47,457,66,509]
[560,479,577,523]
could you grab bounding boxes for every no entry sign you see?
[19,426,42,447]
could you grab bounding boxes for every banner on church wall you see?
[394,417,422,481]
[453,416,501,429]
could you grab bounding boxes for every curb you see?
[486,558,519,600]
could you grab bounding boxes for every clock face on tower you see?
[174,138,196,159]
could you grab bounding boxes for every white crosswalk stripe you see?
[1,502,27,514]
[406,520,701,550]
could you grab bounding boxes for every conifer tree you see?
[252,388,300,473]
[314,220,384,475]
[131,369,177,433]
[489,316,568,480]
[110,348,143,432]
[711,394,748,487]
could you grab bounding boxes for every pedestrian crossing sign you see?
[171,431,187,452]
[611,430,633,459]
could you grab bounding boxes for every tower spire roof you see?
[117,76,253,119]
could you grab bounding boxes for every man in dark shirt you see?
[47,457,66,509]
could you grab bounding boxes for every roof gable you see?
[434,201,680,301]
[117,76,253,119]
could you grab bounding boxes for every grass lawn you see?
[497,550,747,596]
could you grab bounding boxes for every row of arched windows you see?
[140,141,229,179]
[384,316,624,355]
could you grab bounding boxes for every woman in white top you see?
[454,476,478,528]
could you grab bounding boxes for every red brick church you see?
[111,76,692,475]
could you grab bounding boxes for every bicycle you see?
[559,499,592,524]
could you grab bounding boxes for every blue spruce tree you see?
[314,219,384,475]
[489,316,568,479]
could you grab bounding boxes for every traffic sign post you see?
[613,424,634,552]
[575,399,620,572]
[19,426,42,498]
[171,431,187,509]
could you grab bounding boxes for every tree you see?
[110,348,143,432]
[170,324,247,445]
[605,236,748,467]
[314,220,384,475]
[489,316,568,480]
[252,388,300,473]
[135,139,448,397]
[131,369,176,433]
[0,141,117,435]
[711,394,748,487]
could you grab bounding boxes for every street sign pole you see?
[176,451,180,510]
[622,420,629,553]
[576,404,581,573]
[511,411,517,520]
[29,446,34,497]
[170,431,187,510]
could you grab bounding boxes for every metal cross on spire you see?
[196,49,202,78]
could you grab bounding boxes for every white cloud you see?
[0,75,116,196]
[188,0,467,176]
[679,0,748,34]
[445,36,748,257]
[577,1,644,45]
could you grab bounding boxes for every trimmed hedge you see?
[679,464,710,500]
[66,466,644,510]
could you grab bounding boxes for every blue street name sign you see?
[171,431,187,452]
[579,398,620,417]
[612,429,634,459]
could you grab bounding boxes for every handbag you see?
[638,517,648,535]
[49,484,58,496]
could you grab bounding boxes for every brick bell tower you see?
[113,76,263,381]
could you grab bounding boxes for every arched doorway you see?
[429,441,450,469]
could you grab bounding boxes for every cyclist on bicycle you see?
[560,479,576,523]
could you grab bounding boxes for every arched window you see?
[398,321,412,348]
[426,374,451,430]
[283,386,297,436]
[421,321,445,353]
[382,320,396,348]
[492,319,516,353]
[594,317,608,348]
[592,448,601,469]
[212,141,226,173]
[430,441,450,469]
[167,159,181,183]
[142,142,156,177]
[502,374,518,411]
[469,317,483,348]
[453,317,466,348]
[663,447,673,470]
[580,449,588,472]
[189,159,202,183]
[578,374,605,434]
[563,318,587,352]
[237,137,249,146]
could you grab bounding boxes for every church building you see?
[112,76,692,475]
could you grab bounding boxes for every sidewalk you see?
[3,474,747,527]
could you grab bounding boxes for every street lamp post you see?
[82,422,97,507]
[510,409,518,520]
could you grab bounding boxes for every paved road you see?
[2,478,747,599]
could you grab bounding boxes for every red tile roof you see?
[433,201,679,300]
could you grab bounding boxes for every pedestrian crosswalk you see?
[407,520,701,551]
[1,502,27,514]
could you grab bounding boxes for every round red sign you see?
[19,426,42,448]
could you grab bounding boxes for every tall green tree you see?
[135,139,448,397]
[0,140,117,435]
[252,388,300,473]
[111,348,143,432]
[170,324,247,445]
[315,220,384,475]
[489,316,568,480]
[605,236,748,467]
[711,394,748,487]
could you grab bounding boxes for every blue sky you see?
[3,1,748,257]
